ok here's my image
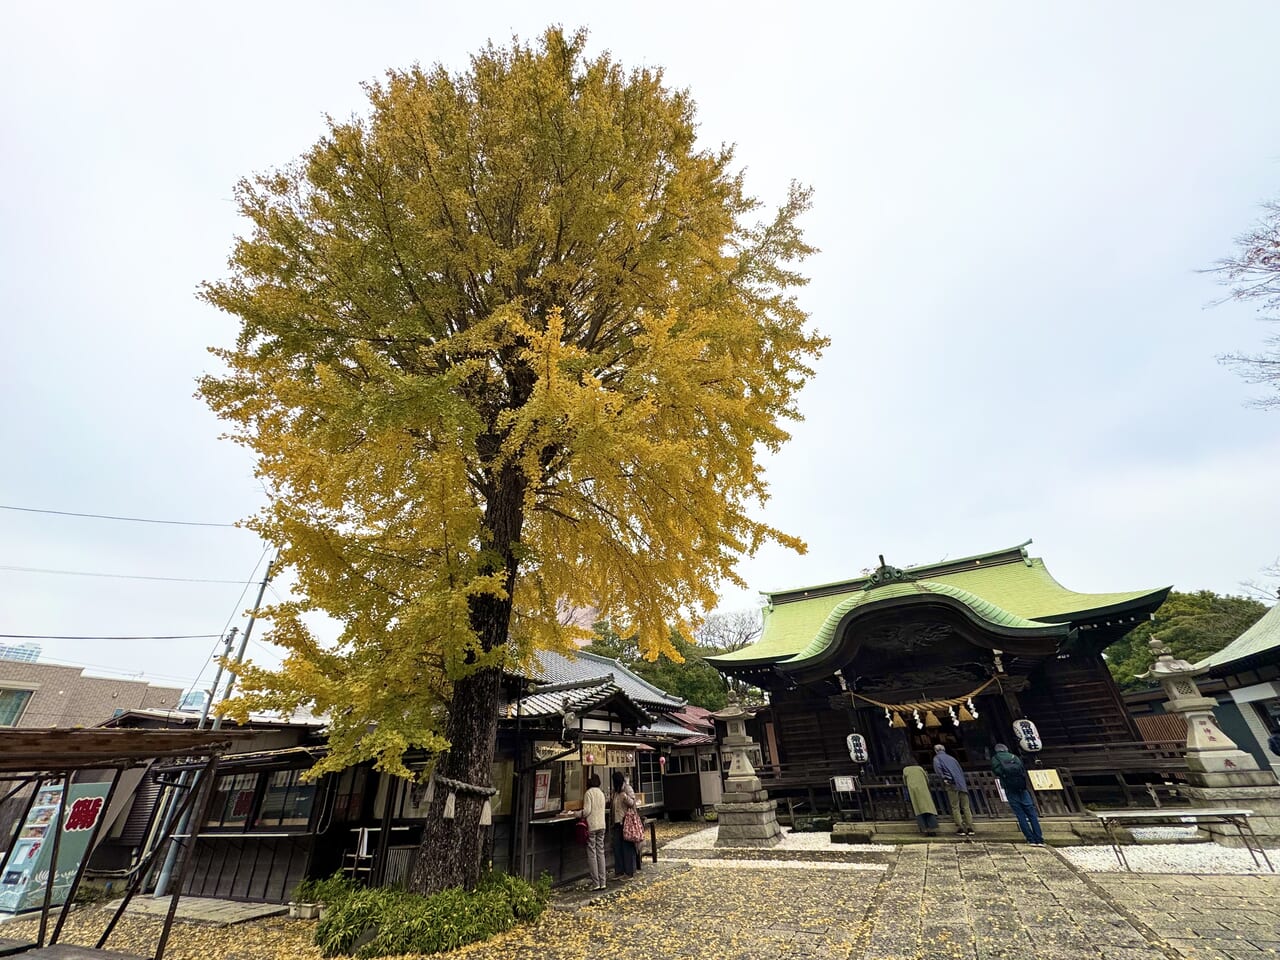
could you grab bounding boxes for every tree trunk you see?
[409,460,526,895]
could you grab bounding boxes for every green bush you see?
[293,871,359,906]
[314,871,550,957]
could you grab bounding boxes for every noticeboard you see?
[1028,769,1063,792]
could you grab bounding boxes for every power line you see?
[181,547,274,703]
[0,633,222,641]
[0,565,254,585]
[0,504,239,528]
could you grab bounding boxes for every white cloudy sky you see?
[2,1,1278,695]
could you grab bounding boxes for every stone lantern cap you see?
[1137,635,1204,680]
[710,689,757,722]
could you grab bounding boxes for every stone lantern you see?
[710,693,781,848]
[1141,636,1280,845]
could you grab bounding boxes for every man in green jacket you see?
[992,743,1043,845]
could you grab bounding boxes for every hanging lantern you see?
[913,708,923,730]
[957,703,975,723]
[923,710,941,728]
[967,697,980,719]
[890,711,906,728]
[948,705,960,727]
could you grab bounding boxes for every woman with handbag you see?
[610,770,639,878]
[582,774,608,890]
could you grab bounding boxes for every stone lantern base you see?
[714,774,782,848]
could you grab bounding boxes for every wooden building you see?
[92,650,692,901]
[706,542,1176,809]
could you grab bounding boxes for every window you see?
[205,774,259,829]
[666,754,697,775]
[637,752,664,807]
[257,770,316,828]
[698,752,718,772]
[0,689,33,727]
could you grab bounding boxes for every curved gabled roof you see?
[782,579,1063,666]
[707,542,1169,669]
[1197,600,1280,673]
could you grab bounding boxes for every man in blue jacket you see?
[932,744,975,836]
[992,743,1044,845]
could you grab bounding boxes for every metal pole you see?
[36,773,71,948]
[146,629,235,892]
[155,557,275,896]
[154,756,222,960]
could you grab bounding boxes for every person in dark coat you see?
[992,742,1044,845]
[902,763,938,836]
[933,744,976,836]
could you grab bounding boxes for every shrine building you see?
[706,541,1174,809]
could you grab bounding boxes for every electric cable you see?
[0,503,238,528]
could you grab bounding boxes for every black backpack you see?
[997,752,1027,790]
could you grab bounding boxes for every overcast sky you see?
[2,1,1278,696]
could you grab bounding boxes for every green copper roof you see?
[783,580,1055,665]
[709,545,1168,666]
[1196,601,1280,672]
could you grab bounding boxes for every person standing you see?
[582,773,608,890]
[902,763,938,837]
[933,744,976,836]
[610,770,638,877]
[992,742,1044,845]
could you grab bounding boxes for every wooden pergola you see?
[0,728,247,960]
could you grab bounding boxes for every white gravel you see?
[673,858,886,871]
[662,825,892,853]
[1060,842,1280,874]
[1127,826,1200,841]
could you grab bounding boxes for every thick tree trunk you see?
[409,460,526,895]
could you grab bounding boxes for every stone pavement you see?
[1091,872,1280,960]
[523,842,1278,960]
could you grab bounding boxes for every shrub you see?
[314,872,551,958]
[293,871,359,906]
[704,810,719,822]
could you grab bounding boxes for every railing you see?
[857,771,1081,822]
[1035,739,1187,774]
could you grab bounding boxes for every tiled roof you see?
[638,718,698,737]
[519,650,686,709]
[502,679,656,726]
[1197,601,1280,672]
[674,734,716,748]
[709,544,1168,666]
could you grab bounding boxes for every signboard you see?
[532,770,553,813]
[832,776,857,793]
[581,744,635,767]
[1028,769,1063,792]
[0,781,112,913]
[533,743,579,763]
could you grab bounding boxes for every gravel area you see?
[674,857,886,871]
[662,825,892,853]
[1128,826,1200,841]
[1060,841,1280,874]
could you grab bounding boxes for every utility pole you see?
[153,557,275,897]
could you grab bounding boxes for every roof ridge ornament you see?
[863,554,912,590]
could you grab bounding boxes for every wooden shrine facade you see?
[707,542,1180,804]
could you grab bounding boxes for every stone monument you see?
[1142,636,1280,846]
[711,694,782,848]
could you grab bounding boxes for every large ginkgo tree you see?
[200,27,825,893]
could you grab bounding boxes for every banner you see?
[0,780,112,913]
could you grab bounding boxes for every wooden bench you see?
[1090,807,1274,873]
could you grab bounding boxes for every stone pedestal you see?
[1142,638,1280,848]
[712,696,782,848]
